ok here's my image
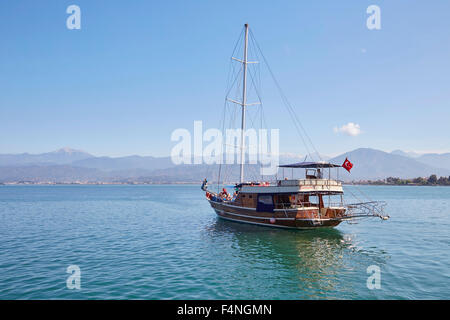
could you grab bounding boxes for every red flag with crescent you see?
[342,158,353,172]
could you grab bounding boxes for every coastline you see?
[1,182,449,186]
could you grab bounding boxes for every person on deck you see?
[201,178,208,191]
[317,169,323,179]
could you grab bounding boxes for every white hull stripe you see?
[216,215,330,230]
[210,200,311,213]
[214,208,332,222]
[214,209,295,220]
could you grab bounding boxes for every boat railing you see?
[278,179,342,187]
[324,202,346,208]
[344,201,389,220]
[279,202,290,218]
[276,201,347,210]
[275,202,319,210]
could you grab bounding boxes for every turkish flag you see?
[342,158,353,172]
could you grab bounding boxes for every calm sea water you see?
[0,185,448,299]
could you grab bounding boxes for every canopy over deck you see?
[279,161,341,169]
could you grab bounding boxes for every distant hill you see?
[389,150,450,171]
[0,148,93,166]
[330,148,450,181]
[278,152,330,163]
[0,147,449,183]
[147,163,273,184]
[390,150,421,158]
[415,153,450,171]
[0,165,108,183]
[72,155,174,171]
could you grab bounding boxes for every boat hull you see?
[209,200,342,229]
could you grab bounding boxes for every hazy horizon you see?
[1,146,449,159]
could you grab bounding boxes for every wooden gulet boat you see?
[202,24,389,229]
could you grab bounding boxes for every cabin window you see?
[278,194,290,205]
[258,195,273,205]
[256,194,275,212]
[249,195,252,199]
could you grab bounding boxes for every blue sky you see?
[1,1,449,157]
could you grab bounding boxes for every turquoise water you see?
[0,185,448,299]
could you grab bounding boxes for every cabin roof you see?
[279,161,341,168]
[239,185,343,194]
[239,179,344,194]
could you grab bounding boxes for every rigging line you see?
[225,64,243,99]
[218,81,237,188]
[286,97,322,161]
[220,100,238,186]
[354,183,374,202]
[245,54,268,133]
[218,33,245,189]
[247,31,309,156]
[344,184,370,205]
[216,98,228,189]
[249,29,323,162]
[225,29,245,99]
[225,100,239,183]
[247,61,262,102]
[221,67,246,183]
[218,80,239,187]
[215,63,236,185]
[259,70,314,160]
[276,90,314,160]
[234,76,262,173]
[245,73,261,126]
[224,59,241,97]
[241,50,266,182]
[230,26,245,63]
[245,48,279,181]
[246,70,264,134]
[231,69,243,105]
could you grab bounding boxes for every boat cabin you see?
[233,161,344,213]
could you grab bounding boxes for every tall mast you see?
[239,23,249,184]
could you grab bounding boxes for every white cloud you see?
[333,122,362,136]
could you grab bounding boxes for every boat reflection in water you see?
[205,218,389,299]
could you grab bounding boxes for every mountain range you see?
[0,147,449,183]
[330,148,450,180]
[0,148,93,166]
